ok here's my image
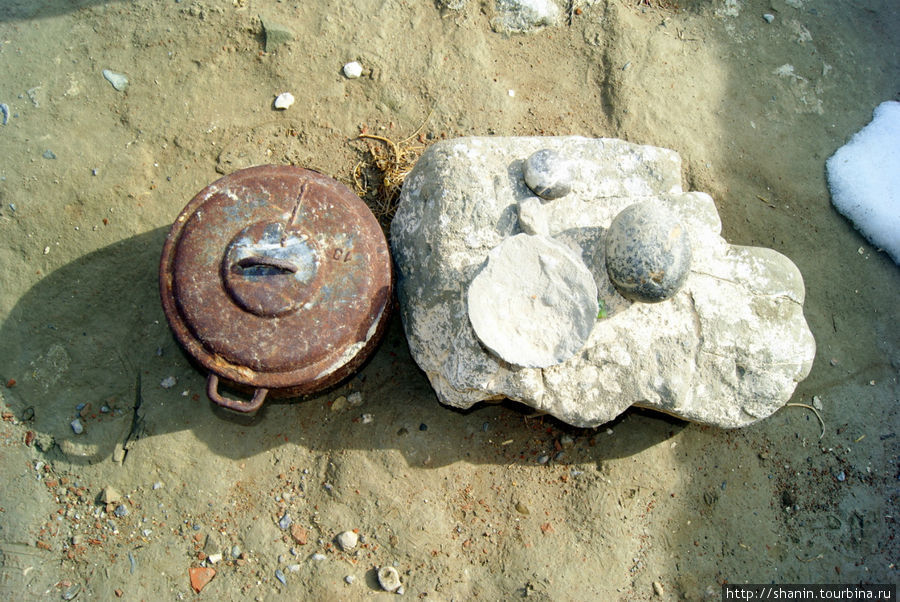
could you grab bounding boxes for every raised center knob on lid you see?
[223,221,319,317]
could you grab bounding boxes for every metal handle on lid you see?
[206,373,268,412]
[233,255,299,274]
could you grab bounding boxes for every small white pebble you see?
[361,413,374,424]
[347,392,363,406]
[344,575,356,584]
[336,530,358,551]
[763,13,775,23]
[208,553,222,564]
[160,376,177,389]
[377,566,402,592]
[273,92,295,110]
[508,89,515,97]
[310,553,326,561]
[43,246,50,255]
[343,61,363,78]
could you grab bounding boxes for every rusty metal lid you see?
[159,165,392,412]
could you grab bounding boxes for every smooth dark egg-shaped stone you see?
[605,201,692,303]
[523,149,572,199]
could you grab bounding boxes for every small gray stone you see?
[203,531,221,554]
[523,149,572,199]
[70,418,83,434]
[260,17,293,52]
[467,233,598,368]
[377,566,402,592]
[763,13,775,23]
[605,201,692,303]
[278,512,292,530]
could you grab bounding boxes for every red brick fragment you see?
[291,524,308,545]
[189,567,216,593]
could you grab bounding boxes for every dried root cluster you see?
[353,129,426,227]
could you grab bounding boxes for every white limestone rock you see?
[390,136,816,428]
[492,0,561,34]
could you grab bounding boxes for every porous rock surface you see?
[390,137,816,428]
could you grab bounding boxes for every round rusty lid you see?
[159,165,392,411]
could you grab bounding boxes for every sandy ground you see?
[0,0,898,599]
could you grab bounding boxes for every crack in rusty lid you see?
[159,165,392,403]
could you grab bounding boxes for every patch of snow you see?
[826,101,900,264]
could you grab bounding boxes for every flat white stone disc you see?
[467,233,598,368]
